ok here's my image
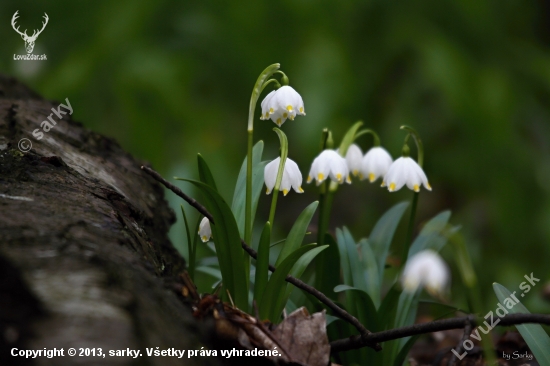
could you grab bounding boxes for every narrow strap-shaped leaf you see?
[180,205,194,279]
[368,201,409,283]
[334,285,379,331]
[342,227,368,292]
[408,210,451,258]
[358,238,380,306]
[493,282,550,365]
[275,201,319,267]
[178,179,248,310]
[231,141,265,237]
[282,244,328,306]
[253,222,271,305]
[259,244,317,322]
[197,154,218,191]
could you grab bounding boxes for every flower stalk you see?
[267,128,289,229]
[245,63,280,263]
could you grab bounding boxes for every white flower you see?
[360,147,393,183]
[260,86,305,127]
[381,157,432,192]
[401,250,449,297]
[264,157,304,196]
[307,150,351,185]
[345,144,363,177]
[198,217,212,243]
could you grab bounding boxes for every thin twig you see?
[141,166,212,221]
[141,165,382,351]
[447,314,475,366]
[330,313,550,353]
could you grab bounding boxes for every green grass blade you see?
[254,222,271,305]
[493,282,550,365]
[177,178,248,310]
[338,120,363,155]
[368,201,409,283]
[231,141,265,237]
[197,154,218,191]
[275,201,319,267]
[260,244,317,322]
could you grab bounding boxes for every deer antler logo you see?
[11,11,49,54]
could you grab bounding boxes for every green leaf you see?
[338,121,363,156]
[231,141,266,238]
[196,266,222,280]
[180,205,195,279]
[408,210,451,258]
[197,154,218,191]
[368,201,409,283]
[377,282,402,331]
[177,179,248,310]
[282,245,328,305]
[393,334,421,366]
[254,222,271,305]
[340,227,368,292]
[275,201,319,267]
[260,244,317,322]
[493,282,550,365]
[334,285,379,331]
[358,238,380,306]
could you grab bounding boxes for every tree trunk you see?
[0,75,214,366]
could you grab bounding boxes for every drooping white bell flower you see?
[345,144,363,178]
[360,147,393,183]
[264,157,304,196]
[401,249,449,297]
[260,86,305,127]
[381,157,432,192]
[307,150,351,186]
[198,217,212,243]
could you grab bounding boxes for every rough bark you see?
[0,75,215,366]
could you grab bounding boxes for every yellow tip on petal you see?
[286,105,293,112]
[299,107,304,113]
[346,175,351,183]
[336,173,342,182]
[352,169,358,177]
[276,118,282,126]
[283,113,288,118]
[307,175,312,183]
[201,236,208,242]
[283,189,289,196]
[426,182,432,191]
[381,180,386,187]
[413,184,420,192]
[359,173,364,180]
[317,173,324,181]
[299,187,304,193]
[266,188,271,194]
[389,182,396,192]
[369,173,375,182]
[289,115,295,121]
[269,108,274,114]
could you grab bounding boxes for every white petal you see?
[198,217,212,242]
[285,158,304,193]
[260,90,276,120]
[345,144,363,177]
[264,157,280,194]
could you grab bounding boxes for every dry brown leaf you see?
[271,307,330,366]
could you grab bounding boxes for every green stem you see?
[245,64,280,266]
[268,128,289,232]
[354,128,381,146]
[245,130,253,246]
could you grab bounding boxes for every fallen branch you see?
[329,313,550,353]
[141,165,382,351]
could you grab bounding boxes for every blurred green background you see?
[2,0,549,312]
